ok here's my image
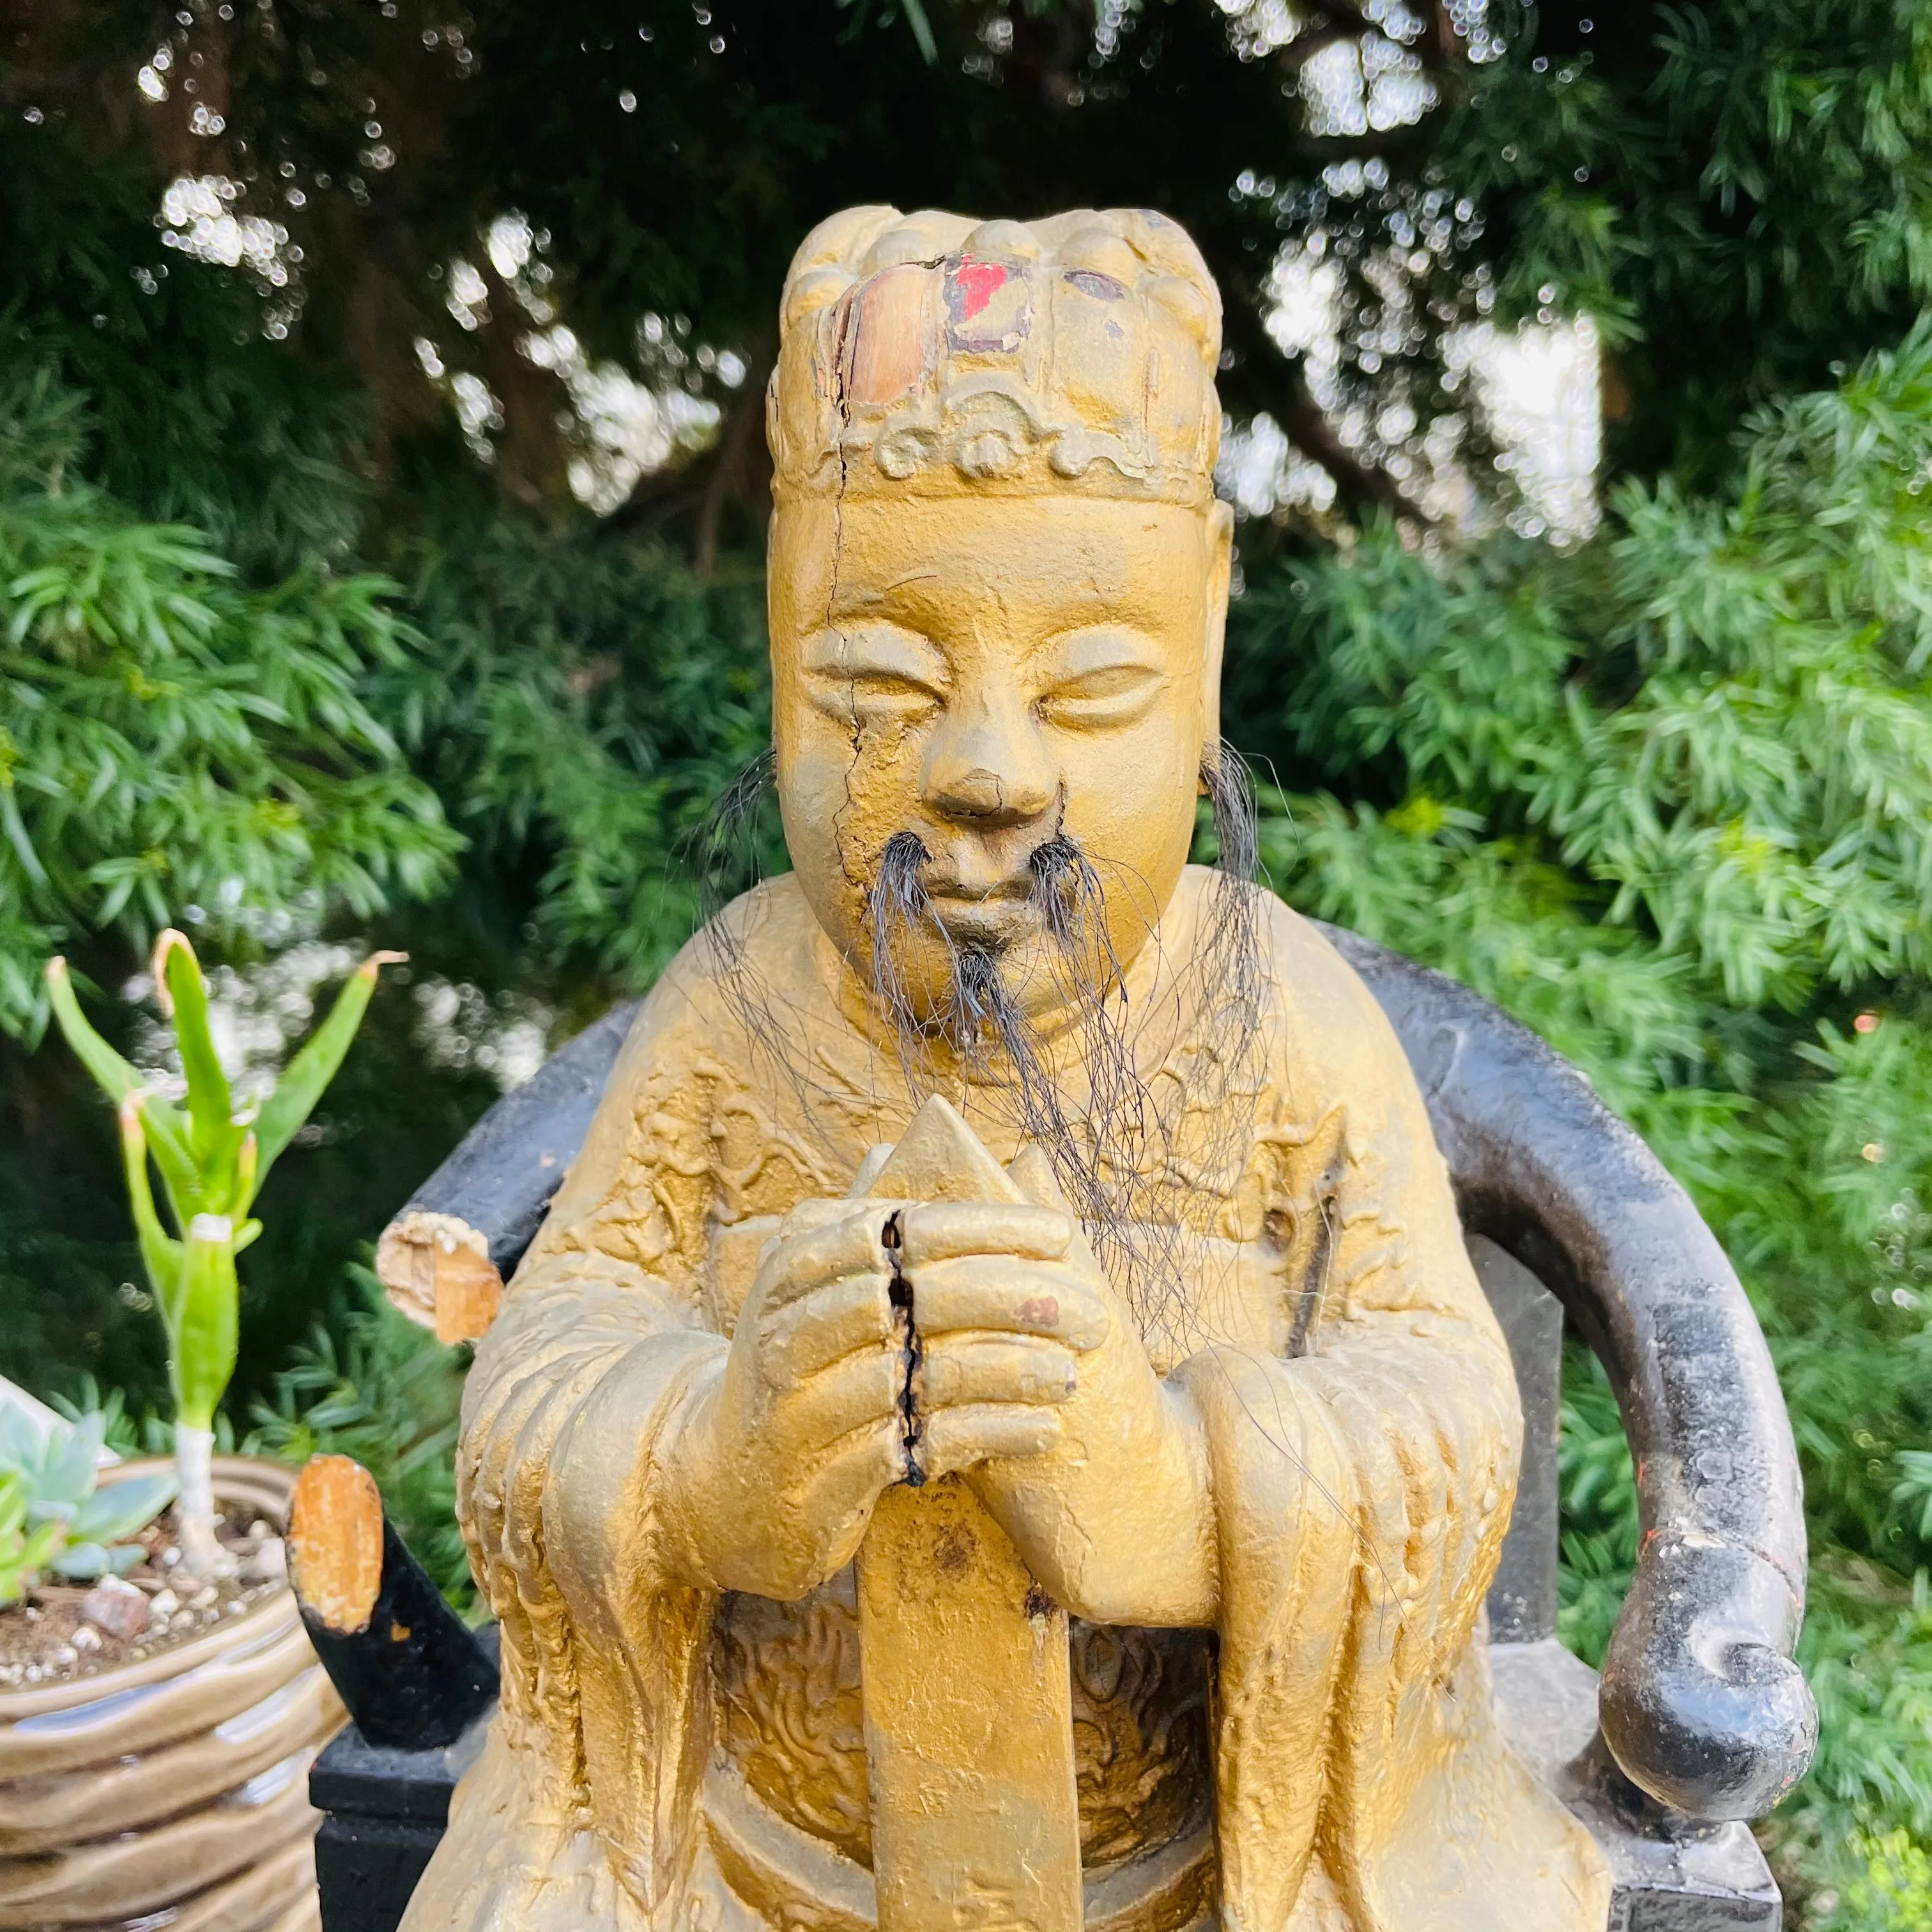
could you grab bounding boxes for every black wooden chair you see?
[309,930,1816,1932]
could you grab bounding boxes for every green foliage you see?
[1554,1345,1637,1669]
[1246,314,1932,1026]
[245,1269,472,1609]
[0,1409,175,1590]
[387,520,776,987]
[1436,1,1932,475]
[1834,1827,1932,1931]
[47,931,401,1435]
[0,367,458,1041]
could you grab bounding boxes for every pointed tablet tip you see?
[861,1094,1025,1204]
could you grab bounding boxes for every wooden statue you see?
[401,206,1611,1932]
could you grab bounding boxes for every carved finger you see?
[920,1403,1064,1478]
[898,1200,1073,1268]
[763,1271,898,1381]
[756,1208,896,1309]
[908,1256,1110,1349]
[916,1335,1078,1409]
[806,1418,915,1552]
[780,1197,880,1244]
[785,1344,908,1448]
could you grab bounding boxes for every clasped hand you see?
[661,1193,1213,1622]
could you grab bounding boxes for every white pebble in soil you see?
[243,1537,288,1584]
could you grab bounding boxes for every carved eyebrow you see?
[801,623,949,686]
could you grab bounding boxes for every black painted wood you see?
[1472,1235,1563,1645]
[300,1517,500,1751]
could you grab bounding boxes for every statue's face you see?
[770,491,1231,1022]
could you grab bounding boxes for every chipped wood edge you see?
[288,1455,384,1636]
[375,1209,504,1343]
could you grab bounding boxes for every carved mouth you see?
[922,885,1034,947]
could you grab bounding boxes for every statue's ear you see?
[1202,500,1233,761]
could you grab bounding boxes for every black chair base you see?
[1492,1639,1782,1930]
[311,1712,491,1932]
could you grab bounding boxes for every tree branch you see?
[1276,379,1434,525]
[694,357,771,579]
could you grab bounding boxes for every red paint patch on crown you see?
[953,257,1008,320]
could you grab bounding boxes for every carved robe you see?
[403,870,1609,1932]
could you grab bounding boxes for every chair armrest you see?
[1321,923,1816,1820]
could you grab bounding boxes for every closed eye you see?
[801,625,949,724]
[843,671,946,719]
[1036,660,1166,728]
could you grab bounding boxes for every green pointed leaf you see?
[40,1413,102,1506]
[50,1542,111,1581]
[900,0,937,64]
[0,1408,40,1471]
[154,931,234,1162]
[20,1517,62,1573]
[72,1473,176,1546]
[251,952,404,1188]
[119,1097,185,1306]
[47,960,200,1208]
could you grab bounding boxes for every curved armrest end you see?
[1600,1541,1817,1819]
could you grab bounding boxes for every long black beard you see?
[692,748,1266,1348]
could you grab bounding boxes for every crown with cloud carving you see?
[768,206,1223,505]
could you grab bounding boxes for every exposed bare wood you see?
[374,1209,503,1342]
[288,1455,384,1637]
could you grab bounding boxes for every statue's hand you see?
[659,1197,1101,1600]
[899,1202,1216,1628]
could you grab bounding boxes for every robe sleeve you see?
[1176,908,1604,1932]
[454,971,731,1912]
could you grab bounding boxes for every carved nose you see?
[935,767,1013,818]
[925,755,1055,827]
[923,712,1055,827]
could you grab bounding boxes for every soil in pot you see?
[0,1494,289,1690]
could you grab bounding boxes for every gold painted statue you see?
[404,206,1611,1932]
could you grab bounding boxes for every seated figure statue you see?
[403,205,1613,1932]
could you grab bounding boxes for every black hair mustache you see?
[694,744,1265,1349]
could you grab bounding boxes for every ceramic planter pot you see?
[0,1457,344,1932]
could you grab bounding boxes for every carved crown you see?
[768,206,1223,506]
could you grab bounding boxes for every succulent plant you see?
[45,931,400,1575]
[0,1411,176,1606]
[0,1472,61,1610]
